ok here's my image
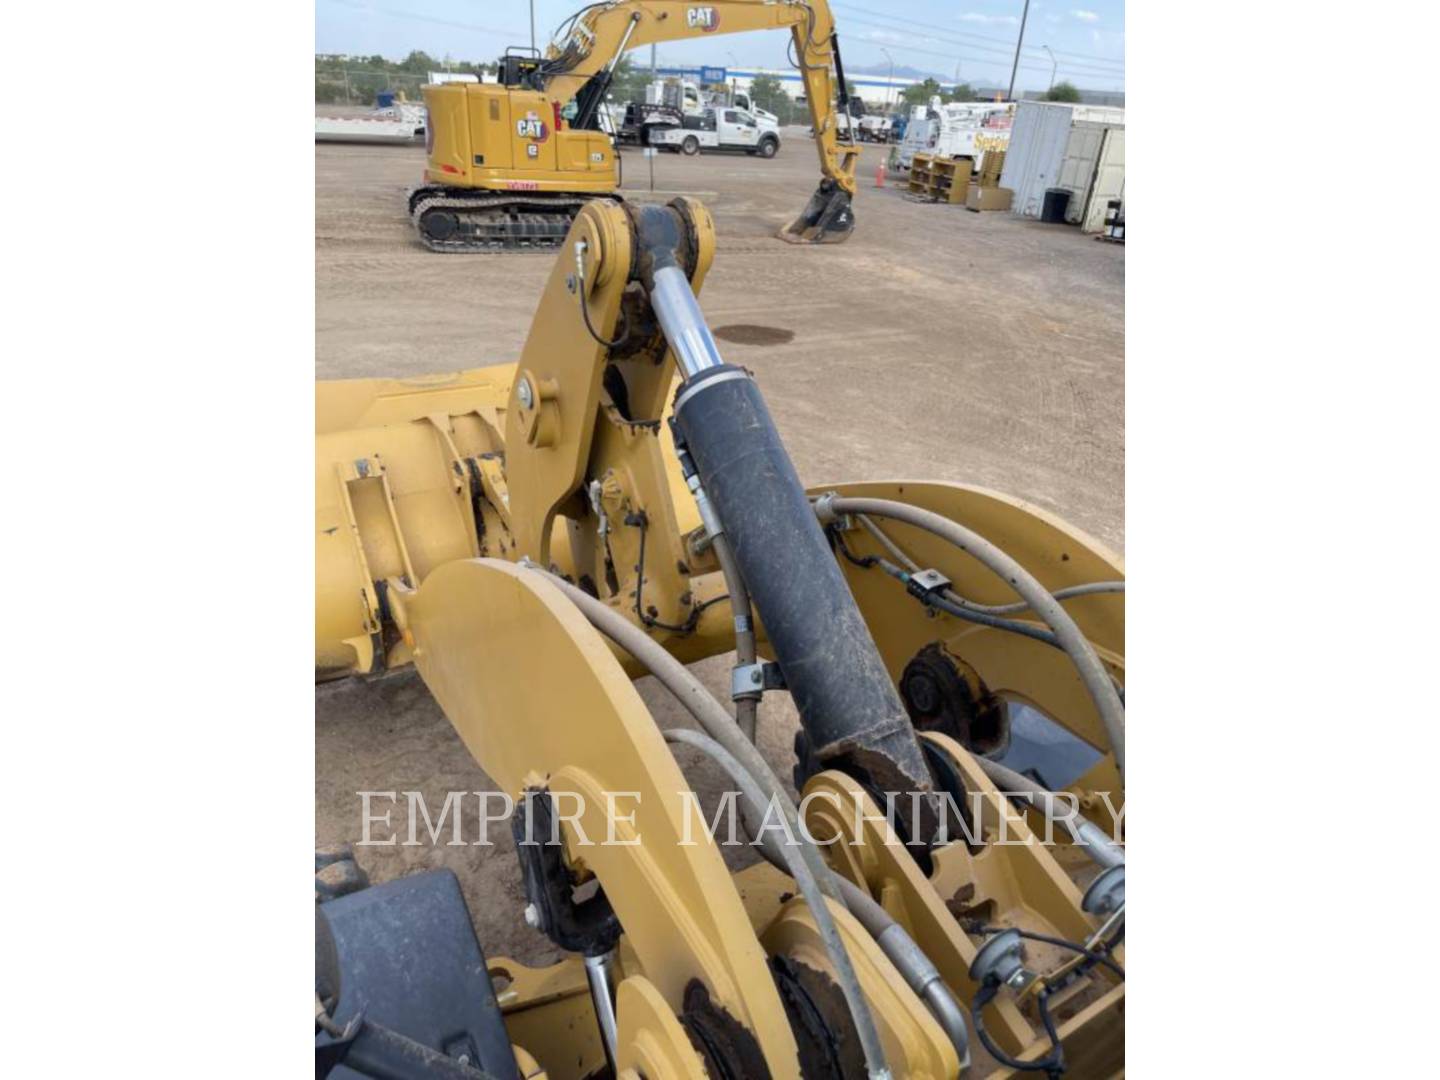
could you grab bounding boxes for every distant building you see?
[1021,88,1126,107]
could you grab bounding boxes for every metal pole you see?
[583,950,620,1074]
[1042,45,1057,91]
[529,0,536,53]
[1007,0,1032,102]
[880,46,894,109]
[650,265,727,378]
[650,43,657,78]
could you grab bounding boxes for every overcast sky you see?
[315,1,1125,93]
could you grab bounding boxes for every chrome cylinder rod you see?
[583,949,620,1070]
[649,264,725,378]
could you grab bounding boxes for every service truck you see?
[648,105,782,157]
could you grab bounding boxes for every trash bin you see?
[1041,187,1071,224]
[376,91,396,108]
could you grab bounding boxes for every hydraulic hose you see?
[710,531,759,742]
[668,730,970,1073]
[521,562,890,1076]
[976,758,1123,870]
[664,729,890,1079]
[517,562,843,898]
[520,565,964,1074]
[668,728,973,1077]
[822,497,1126,787]
[856,511,1123,615]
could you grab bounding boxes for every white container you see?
[1000,101,1124,223]
[1081,128,1125,233]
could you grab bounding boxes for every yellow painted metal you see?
[801,750,1123,1070]
[762,898,960,1078]
[614,976,709,1079]
[314,196,1126,1073]
[424,84,617,193]
[401,557,804,1077]
[316,202,718,678]
[422,2,858,199]
[487,955,605,1080]
[812,479,1124,764]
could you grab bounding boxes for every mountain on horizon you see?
[843,61,953,84]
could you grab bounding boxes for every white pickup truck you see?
[648,106,782,158]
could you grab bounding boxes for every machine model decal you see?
[687,6,720,32]
[506,180,541,190]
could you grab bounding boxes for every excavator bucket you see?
[779,179,856,244]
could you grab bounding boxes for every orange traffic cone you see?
[876,156,886,188]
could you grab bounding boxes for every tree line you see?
[316,52,1085,112]
[315,51,496,104]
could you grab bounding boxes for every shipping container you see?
[1081,128,1125,233]
[1000,101,1124,224]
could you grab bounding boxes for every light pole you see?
[1006,0,1032,102]
[954,60,962,96]
[727,51,738,104]
[880,46,894,109]
[529,1,536,54]
[1042,45,1057,91]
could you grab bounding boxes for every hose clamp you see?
[731,661,785,701]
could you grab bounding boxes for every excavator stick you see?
[779,178,858,245]
[315,198,1126,1079]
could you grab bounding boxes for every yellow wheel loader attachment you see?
[316,198,1124,1078]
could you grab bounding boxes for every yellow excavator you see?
[410,0,861,252]
[316,197,1126,1077]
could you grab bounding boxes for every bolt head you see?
[517,378,535,410]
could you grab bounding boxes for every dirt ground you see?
[315,131,1124,968]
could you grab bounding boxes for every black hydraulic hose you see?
[925,590,1063,647]
[957,581,1124,617]
[855,512,1123,616]
[823,497,1126,786]
[577,271,630,349]
[972,980,1065,1078]
[627,510,701,633]
[964,923,1125,981]
[830,527,1063,649]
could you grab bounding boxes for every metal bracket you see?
[906,568,952,600]
[731,661,786,701]
[812,490,851,531]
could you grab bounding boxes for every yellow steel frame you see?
[315,199,1125,1076]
